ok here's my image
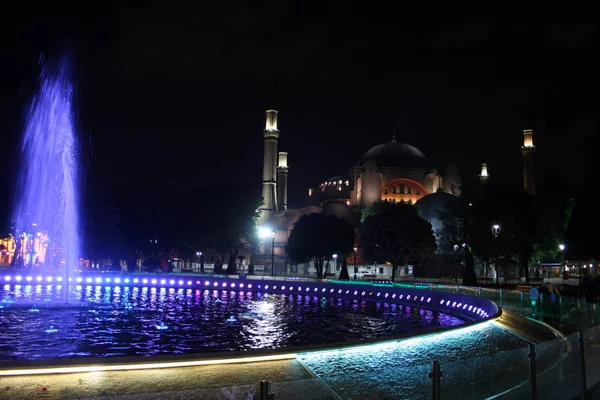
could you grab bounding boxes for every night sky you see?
[1,3,595,234]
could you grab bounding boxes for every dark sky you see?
[1,3,596,218]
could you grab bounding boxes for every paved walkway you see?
[0,359,336,400]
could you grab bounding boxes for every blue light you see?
[105,278,111,283]
[47,277,53,282]
[160,279,166,285]
[169,280,175,285]
[178,280,184,285]
[156,322,168,330]
[76,277,82,282]
[151,279,157,285]
[45,325,58,334]
[36,276,43,282]
[86,278,93,283]
[115,278,121,283]
[265,285,269,289]
[205,281,210,286]
[95,278,102,283]
[213,282,218,287]
[240,284,245,288]
[222,282,227,287]
[247,284,252,288]
[187,281,192,285]
[231,283,236,288]
[15,276,22,282]
[26,276,32,282]
[124,278,130,283]
[4,276,11,281]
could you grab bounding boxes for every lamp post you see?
[353,247,358,279]
[258,227,272,276]
[492,224,501,287]
[332,254,338,278]
[271,230,276,277]
[197,251,204,274]
[453,244,459,284]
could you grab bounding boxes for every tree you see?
[286,213,355,279]
[360,201,437,281]
[201,187,262,274]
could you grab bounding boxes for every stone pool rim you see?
[0,273,501,375]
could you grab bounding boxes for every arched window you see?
[408,186,412,194]
[399,183,405,194]
[384,188,388,194]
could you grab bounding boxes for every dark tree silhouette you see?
[360,202,437,281]
[286,213,355,279]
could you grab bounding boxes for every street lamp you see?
[353,247,358,279]
[258,227,272,276]
[271,230,276,276]
[197,251,204,274]
[332,254,338,277]
[453,244,459,284]
[492,224,501,287]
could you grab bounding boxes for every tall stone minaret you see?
[521,129,536,195]
[259,110,279,225]
[479,162,489,185]
[277,152,289,212]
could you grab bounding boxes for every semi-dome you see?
[359,141,428,169]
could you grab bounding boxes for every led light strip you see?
[0,353,297,376]
[2,275,493,318]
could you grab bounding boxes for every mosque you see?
[256,109,536,275]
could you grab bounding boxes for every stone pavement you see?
[0,359,337,400]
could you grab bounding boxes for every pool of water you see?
[0,284,467,361]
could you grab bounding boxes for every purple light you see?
[384,293,389,297]
[440,300,444,305]
[322,288,326,292]
[420,297,424,301]
[222,283,227,287]
[213,282,218,287]
[338,290,342,294]
[427,298,431,302]
[273,286,277,290]
[377,292,381,297]
[4,276,11,281]
[76,277,82,283]
[151,279,157,285]
[57,277,63,282]
[160,279,166,285]
[47,277,53,282]
[392,294,396,298]
[15,276,22,282]
[361,291,365,296]
[170,280,175,285]
[239,284,244,288]
[105,278,111,283]
[297,286,302,291]
[345,290,349,294]
[247,284,252,289]
[265,285,269,289]
[26,276,32,282]
[95,278,102,283]
[281,286,285,290]
[353,291,358,295]
[187,281,192,285]
[231,283,236,288]
[205,281,210,286]
[306,287,310,292]
[36,276,43,282]
[86,278,93,283]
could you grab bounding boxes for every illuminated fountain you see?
[10,57,80,284]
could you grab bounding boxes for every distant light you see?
[559,244,565,251]
[4,276,10,281]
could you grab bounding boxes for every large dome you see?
[359,141,428,168]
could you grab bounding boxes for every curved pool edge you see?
[0,275,502,377]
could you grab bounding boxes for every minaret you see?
[259,110,279,225]
[277,152,289,212]
[479,163,489,185]
[521,129,536,195]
